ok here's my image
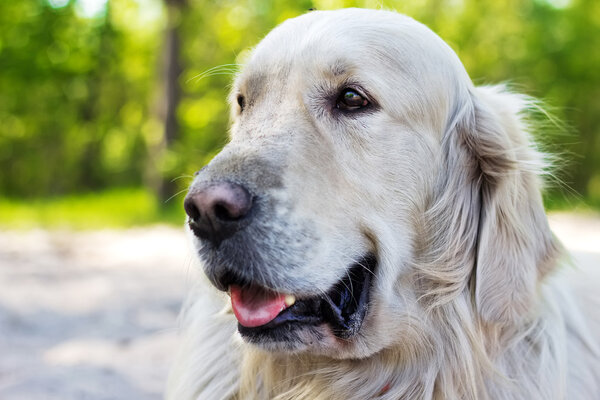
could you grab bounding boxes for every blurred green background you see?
[1,0,599,229]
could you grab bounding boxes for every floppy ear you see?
[458,86,560,324]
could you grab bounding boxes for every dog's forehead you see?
[240,10,415,82]
[253,9,422,58]
[237,9,468,99]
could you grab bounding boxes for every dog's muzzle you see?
[184,178,376,342]
[184,180,254,248]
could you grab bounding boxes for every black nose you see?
[184,181,253,246]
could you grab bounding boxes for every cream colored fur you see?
[167,8,600,400]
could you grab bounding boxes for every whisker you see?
[164,188,189,204]
[170,175,195,183]
[187,64,241,84]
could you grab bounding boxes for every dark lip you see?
[237,253,377,341]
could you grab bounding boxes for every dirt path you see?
[0,226,198,400]
[0,214,598,399]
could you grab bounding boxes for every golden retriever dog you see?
[167,8,600,400]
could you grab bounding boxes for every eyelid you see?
[236,94,245,111]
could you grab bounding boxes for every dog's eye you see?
[237,94,245,112]
[336,89,369,111]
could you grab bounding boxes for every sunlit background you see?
[0,0,599,229]
[0,1,599,399]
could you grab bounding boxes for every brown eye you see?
[237,94,245,112]
[336,89,369,111]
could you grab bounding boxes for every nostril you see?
[183,197,201,221]
[209,183,253,221]
[214,202,237,221]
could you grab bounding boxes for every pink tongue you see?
[230,285,287,328]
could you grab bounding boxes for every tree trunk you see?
[153,0,185,203]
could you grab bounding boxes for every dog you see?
[166,8,600,400]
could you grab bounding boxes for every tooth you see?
[284,294,296,307]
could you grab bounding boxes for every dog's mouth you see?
[229,254,376,340]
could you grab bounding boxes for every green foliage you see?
[0,187,185,229]
[0,0,599,228]
[0,0,161,197]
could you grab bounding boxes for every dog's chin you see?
[232,254,377,354]
[239,323,331,354]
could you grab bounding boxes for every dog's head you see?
[184,9,558,358]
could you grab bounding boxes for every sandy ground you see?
[0,213,599,400]
[0,226,200,400]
